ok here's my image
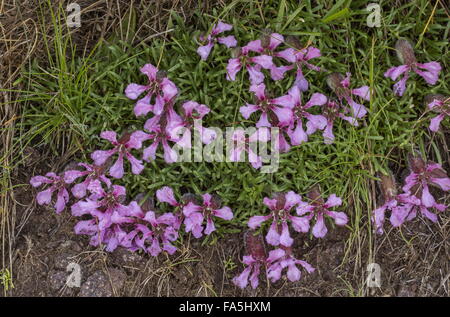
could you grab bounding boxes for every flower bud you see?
[395,39,417,65]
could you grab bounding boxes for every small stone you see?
[48,270,68,291]
[54,252,77,270]
[79,269,127,297]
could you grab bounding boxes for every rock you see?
[79,269,127,297]
[48,270,67,291]
[112,247,145,267]
[54,252,77,270]
[397,283,416,297]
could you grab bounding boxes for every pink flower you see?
[296,186,348,238]
[91,131,147,178]
[140,124,181,164]
[425,94,449,132]
[248,192,309,247]
[402,155,450,208]
[327,72,370,119]
[197,22,237,60]
[266,247,315,283]
[30,172,70,213]
[71,184,130,231]
[125,64,178,117]
[240,83,293,127]
[229,127,270,169]
[167,101,216,145]
[232,232,267,289]
[273,86,327,146]
[182,193,233,238]
[64,163,111,198]
[226,47,273,84]
[371,173,398,234]
[384,39,441,96]
[275,37,321,91]
[315,99,359,144]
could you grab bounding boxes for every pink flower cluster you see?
[196,25,371,159]
[233,188,348,289]
[372,154,449,234]
[30,169,233,255]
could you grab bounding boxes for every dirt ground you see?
[1,0,449,297]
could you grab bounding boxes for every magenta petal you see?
[415,62,441,85]
[140,63,158,80]
[289,215,310,233]
[156,186,178,206]
[204,218,216,235]
[63,170,86,184]
[268,33,284,50]
[72,181,88,198]
[240,104,259,119]
[125,83,147,100]
[134,96,153,117]
[272,106,292,126]
[30,175,51,187]
[91,149,116,166]
[128,130,149,149]
[270,65,292,81]
[286,263,301,282]
[327,211,348,225]
[161,78,178,100]
[232,267,251,289]
[430,176,450,191]
[143,142,159,162]
[420,206,438,223]
[247,64,265,85]
[271,94,294,108]
[266,221,281,246]
[384,65,409,81]
[289,121,308,146]
[393,74,409,96]
[54,188,69,213]
[429,114,444,132]
[251,55,273,69]
[197,42,214,61]
[323,122,335,144]
[126,153,144,175]
[212,21,233,35]
[217,35,237,48]
[243,39,263,53]
[256,112,271,128]
[324,194,342,208]
[214,206,233,220]
[352,86,370,101]
[148,238,162,257]
[109,153,124,179]
[305,93,327,107]
[312,214,327,238]
[421,184,435,208]
[36,188,53,205]
[306,115,327,135]
[275,48,296,63]
[226,58,242,81]
[248,215,271,229]
[279,222,293,247]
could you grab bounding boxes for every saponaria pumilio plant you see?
[30,21,448,289]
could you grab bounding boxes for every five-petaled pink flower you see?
[384,39,441,96]
[248,192,310,247]
[91,130,147,178]
[226,47,273,84]
[273,86,327,145]
[30,172,70,213]
[296,186,348,238]
[275,37,322,91]
[182,193,233,238]
[64,162,111,198]
[240,83,293,127]
[125,64,178,117]
[197,21,237,61]
[266,246,315,283]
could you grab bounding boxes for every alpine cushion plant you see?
[197,21,237,61]
[424,94,449,132]
[384,39,441,97]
